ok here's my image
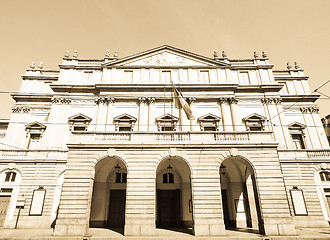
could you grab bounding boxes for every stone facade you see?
[0,46,329,237]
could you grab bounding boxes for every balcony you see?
[0,149,68,160]
[68,131,275,146]
[278,149,330,161]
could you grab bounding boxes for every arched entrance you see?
[220,157,264,234]
[156,156,193,233]
[89,157,127,231]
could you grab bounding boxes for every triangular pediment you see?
[113,113,137,122]
[103,45,228,68]
[288,122,306,129]
[156,114,179,122]
[25,121,47,130]
[68,113,92,123]
[198,113,221,122]
[242,113,266,122]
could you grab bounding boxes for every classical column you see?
[274,98,293,148]
[261,98,286,147]
[105,97,115,131]
[310,107,329,148]
[147,97,157,131]
[219,98,233,131]
[301,107,321,149]
[46,97,71,149]
[95,97,109,131]
[138,97,148,131]
[228,97,243,131]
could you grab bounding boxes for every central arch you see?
[220,156,264,234]
[156,156,193,233]
[89,156,127,232]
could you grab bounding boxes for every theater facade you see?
[0,45,329,237]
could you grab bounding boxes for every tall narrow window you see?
[288,122,306,150]
[5,172,16,182]
[161,71,171,83]
[25,121,47,149]
[163,173,174,183]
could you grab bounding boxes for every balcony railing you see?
[278,149,330,160]
[0,149,68,159]
[69,131,275,145]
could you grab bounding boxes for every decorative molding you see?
[261,97,282,105]
[300,107,319,114]
[218,97,238,105]
[137,97,156,105]
[12,106,30,113]
[52,97,72,104]
[95,97,115,105]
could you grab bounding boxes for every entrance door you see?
[221,190,231,228]
[157,189,181,228]
[0,196,11,227]
[108,190,126,228]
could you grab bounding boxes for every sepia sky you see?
[0,0,329,119]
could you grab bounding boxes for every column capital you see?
[218,97,237,105]
[310,106,319,113]
[300,107,309,113]
[147,97,156,104]
[52,97,72,104]
[11,106,30,113]
[95,97,114,105]
[137,97,148,105]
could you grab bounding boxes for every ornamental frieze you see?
[300,107,319,114]
[52,97,72,104]
[261,97,282,105]
[11,106,30,113]
[137,97,156,105]
[218,97,238,105]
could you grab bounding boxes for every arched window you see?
[320,171,330,182]
[5,172,16,182]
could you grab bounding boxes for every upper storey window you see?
[5,172,16,182]
[156,114,179,131]
[113,114,137,131]
[242,113,266,131]
[25,121,47,149]
[197,113,221,131]
[320,171,330,182]
[161,71,171,83]
[199,70,210,83]
[123,70,133,83]
[288,122,306,149]
[239,71,250,84]
[68,114,92,132]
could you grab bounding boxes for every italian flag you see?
[174,88,195,120]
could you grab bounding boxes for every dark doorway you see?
[221,189,231,228]
[108,190,126,228]
[157,189,181,228]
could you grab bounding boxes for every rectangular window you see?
[200,70,210,83]
[239,72,250,84]
[115,173,121,183]
[118,126,132,131]
[123,70,133,83]
[161,126,174,131]
[292,134,305,149]
[161,71,171,83]
[28,133,41,149]
[73,126,86,131]
[204,126,216,131]
[122,173,127,183]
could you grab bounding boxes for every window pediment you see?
[198,113,221,131]
[68,113,92,123]
[68,113,92,131]
[288,122,306,130]
[242,113,266,122]
[25,121,47,132]
[113,114,137,131]
[113,113,137,123]
[155,114,179,131]
[197,113,221,122]
[242,113,266,131]
[155,114,179,122]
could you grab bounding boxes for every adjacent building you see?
[0,46,329,237]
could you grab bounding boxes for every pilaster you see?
[138,97,149,131]
[219,98,233,131]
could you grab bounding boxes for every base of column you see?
[54,220,88,236]
[124,219,155,236]
[193,219,226,236]
[263,221,296,236]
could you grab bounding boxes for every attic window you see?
[197,113,221,131]
[25,121,47,149]
[113,114,137,131]
[288,122,306,149]
[155,114,179,131]
[68,114,92,132]
[242,113,266,131]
